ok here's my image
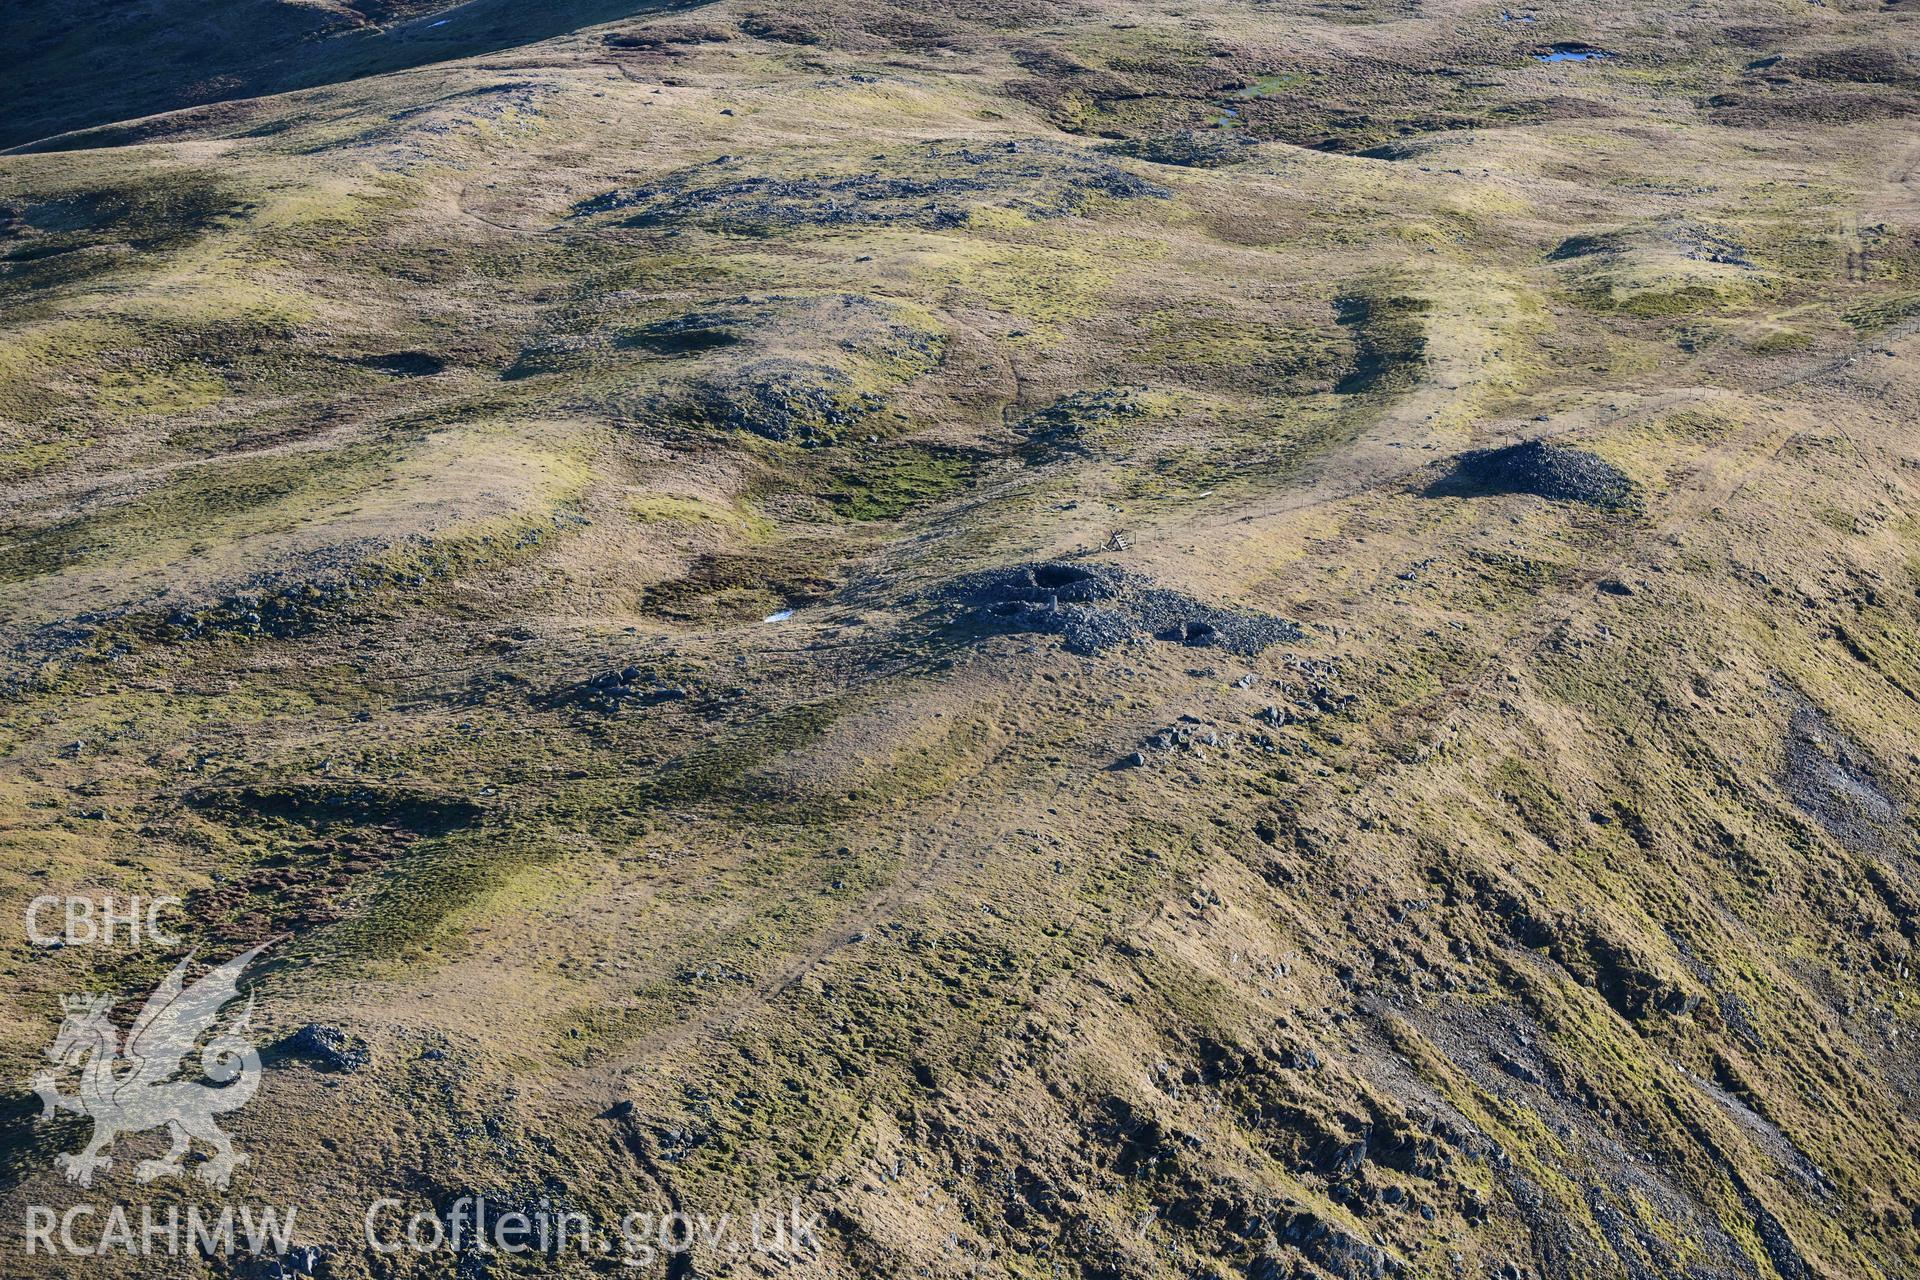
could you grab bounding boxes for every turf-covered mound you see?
[1431,439,1637,509]
[570,141,1171,236]
[1100,131,1257,169]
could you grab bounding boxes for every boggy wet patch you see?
[569,141,1171,236]
[818,443,977,520]
[933,560,1301,656]
[643,541,844,622]
[1536,44,1615,64]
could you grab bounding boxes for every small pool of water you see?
[762,609,795,623]
[1537,49,1613,62]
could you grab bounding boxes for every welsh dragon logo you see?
[31,944,268,1190]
